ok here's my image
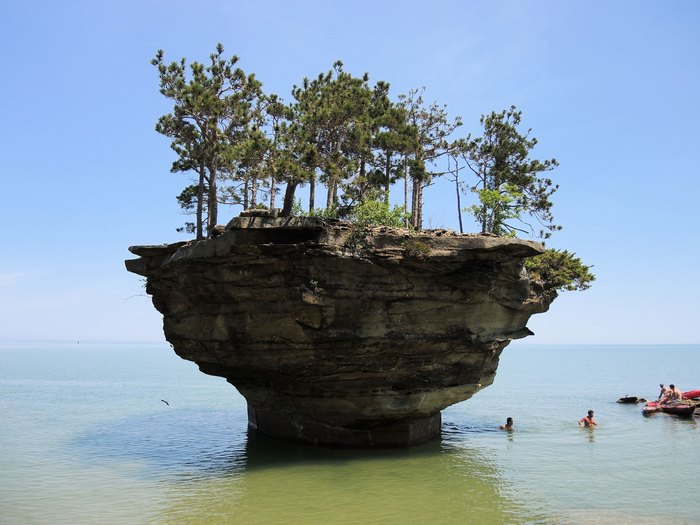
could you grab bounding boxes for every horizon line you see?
[0,339,698,347]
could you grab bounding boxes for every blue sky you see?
[1,0,698,344]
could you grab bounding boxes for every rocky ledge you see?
[126,213,552,447]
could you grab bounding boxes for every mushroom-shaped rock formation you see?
[126,214,552,447]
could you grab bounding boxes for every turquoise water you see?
[1,342,699,524]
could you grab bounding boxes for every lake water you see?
[1,342,699,524]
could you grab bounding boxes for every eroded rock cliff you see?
[126,214,552,446]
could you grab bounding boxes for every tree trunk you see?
[326,177,336,209]
[196,162,205,240]
[454,159,463,234]
[243,178,249,210]
[411,176,422,230]
[207,165,218,237]
[269,175,276,210]
[403,159,409,227]
[309,174,316,211]
[251,174,258,207]
[281,181,298,216]
[384,151,391,204]
[481,178,488,234]
[359,154,367,201]
[410,153,424,230]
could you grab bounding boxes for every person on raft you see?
[660,384,683,404]
[668,384,684,402]
[578,410,597,427]
[658,384,668,401]
[500,417,514,430]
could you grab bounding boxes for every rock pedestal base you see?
[247,405,441,447]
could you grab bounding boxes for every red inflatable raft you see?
[682,389,700,400]
[642,401,696,417]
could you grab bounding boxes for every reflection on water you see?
[581,426,596,443]
[159,430,526,525]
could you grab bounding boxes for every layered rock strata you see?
[126,214,551,447]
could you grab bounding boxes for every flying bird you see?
[161,399,169,406]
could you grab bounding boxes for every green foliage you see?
[340,198,411,256]
[349,198,409,228]
[291,198,305,216]
[402,238,432,257]
[525,249,595,299]
[306,206,340,220]
[175,185,199,233]
[466,183,523,237]
[176,222,195,234]
[343,225,372,255]
[175,185,199,212]
[295,197,408,228]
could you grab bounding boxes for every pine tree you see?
[292,61,375,211]
[153,44,262,238]
[461,106,559,238]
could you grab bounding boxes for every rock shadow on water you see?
[68,404,534,475]
[69,408,249,480]
[70,407,461,477]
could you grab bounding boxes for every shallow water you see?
[1,342,699,524]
